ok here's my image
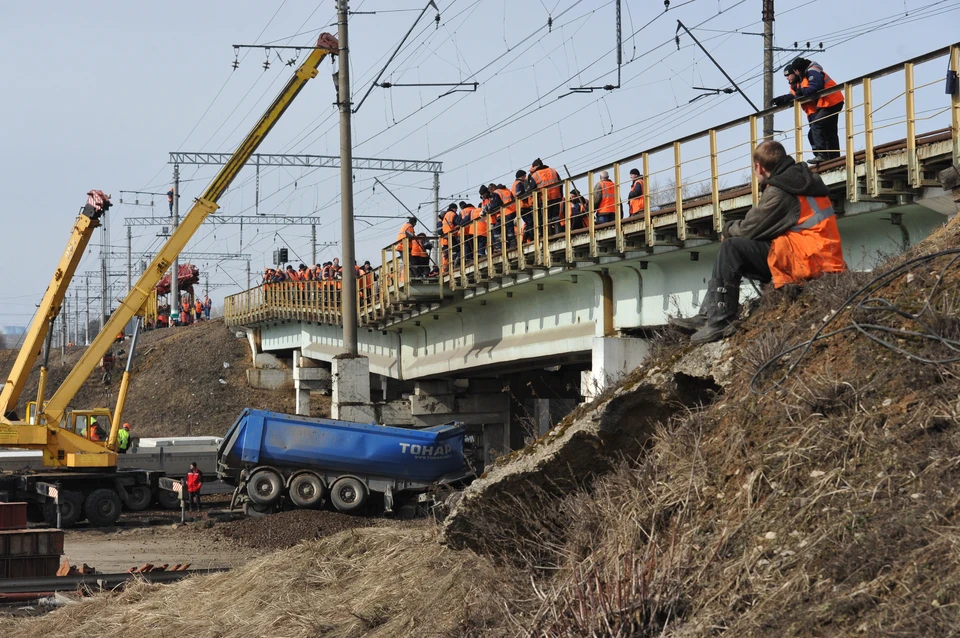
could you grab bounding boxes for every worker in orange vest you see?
[459,202,475,261]
[771,57,844,163]
[627,168,645,216]
[471,191,489,258]
[530,158,563,236]
[180,297,190,326]
[194,299,204,321]
[486,183,517,249]
[669,141,846,344]
[592,170,618,225]
[440,203,460,271]
[397,217,429,276]
[512,169,535,243]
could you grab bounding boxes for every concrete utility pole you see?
[171,164,180,327]
[73,289,80,345]
[763,0,775,139]
[126,226,132,292]
[338,0,358,355]
[246,259,251,289]
[432,172,440,271]
[85,274,90,345]
[311,224,317,264]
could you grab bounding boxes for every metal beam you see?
[105,251,251,260]
[169,152,442,174]
[125,215,327,227]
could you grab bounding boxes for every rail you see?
[225,43,960,330]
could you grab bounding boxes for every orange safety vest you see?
[597,179,616,214]
[532,167,562,200]
[441,210,458,245]
[195,301,203,313]
[495,188,516,216]
[790,62,843,116]
[767,195,846,288]
[512,179,532,209]
[472,206,488,237]
[397,222,416,252]
[461,207,475,236]
[628,178,645,215]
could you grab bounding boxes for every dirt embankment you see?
[0,319,320,438]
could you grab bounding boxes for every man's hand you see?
[770,95,791,107]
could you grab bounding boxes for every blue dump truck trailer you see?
[217,409,473,515]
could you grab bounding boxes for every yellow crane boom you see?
[0,194,111,419]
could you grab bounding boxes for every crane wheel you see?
[288,473,325,509]
[123,485,153,511]
[84,489,122,527]
[330,477,368,513]
[41,490,83,528]
[246,469,283,506]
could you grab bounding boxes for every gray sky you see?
[1,0,957,327]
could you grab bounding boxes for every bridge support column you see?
[582,336,650,402]
[332,355,373,422]
[293,351,331,416]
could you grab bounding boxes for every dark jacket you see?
[722,156,829,241]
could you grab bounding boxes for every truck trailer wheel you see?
[157,487,182,510]
[330,477,368,513]
[289,473,325,509]
[41,490,82,528]
[247,469,283,506]
[85,489,122,527]
[123,485,153,511]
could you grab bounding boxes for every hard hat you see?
[122,423,130,429]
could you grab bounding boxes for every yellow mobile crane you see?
[0,33,339,527]
[0,192,112,422]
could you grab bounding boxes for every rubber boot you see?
[669,278,722,332]
[691,281,740,344]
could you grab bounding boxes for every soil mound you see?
[215,509,418,550]
[0,527,513,638]
[0,319,314,438]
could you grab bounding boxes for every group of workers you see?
[394,158,647,276]
[262,258,378,303]
[82,418,131,452]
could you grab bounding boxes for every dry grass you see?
[0,527,518,638]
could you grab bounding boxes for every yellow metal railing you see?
[225,43,960,329]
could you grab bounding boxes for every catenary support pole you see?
[763,0,775,139]
[338,0,358,355]
[85,275,90,345]
[311,224,317,264]
[432,172,440,271]
[171,164,180,327]
[246,260,251,289]
[100,212,108,331]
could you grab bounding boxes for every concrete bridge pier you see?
[331,355,373,422]
[292,351,331,416]
[581,336,650,402]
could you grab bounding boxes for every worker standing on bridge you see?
[530,159,563,235]
[513,170,534,243]
[593,171,618,225]
[771,58,844,163]
[117,423,130,454]
[186,462,203,511]
[670,140,846,343]
[628,168,645,216]
[440,203,460,272]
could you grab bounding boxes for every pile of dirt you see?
[0,527,517,638]
[0,319,324,438]
[215,509,411,550]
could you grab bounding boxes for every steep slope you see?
[0,319,311,438]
